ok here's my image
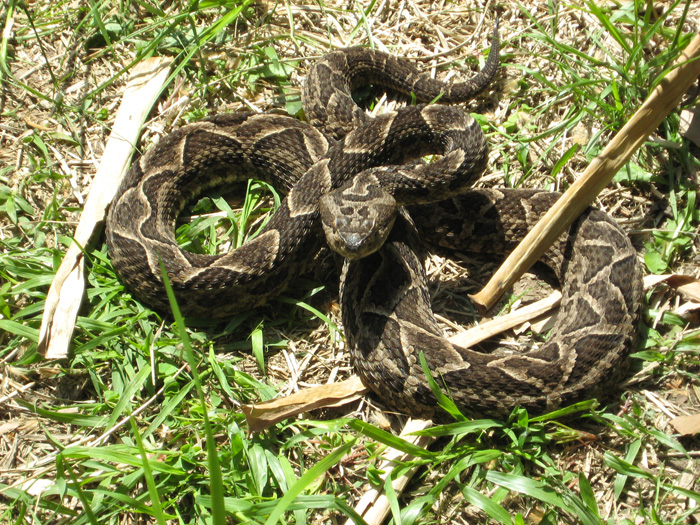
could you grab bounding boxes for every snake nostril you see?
[335,217,350,230]
[340,231,365,248]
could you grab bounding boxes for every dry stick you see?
[38,58,173,359]
[348,418,434,525]
[470,34,700,311]
[448,291,561,348]
[241,291,564,433]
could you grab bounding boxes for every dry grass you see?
[1,0,700,523]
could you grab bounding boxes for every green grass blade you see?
[107,363,152,427]
[129,418,168,524]
[577,472,600,519]
[347,419,434,459]
[418,351,466,421]
[0,319,39,342]
[264,439,356,524]
[16,400,108,427]
[250,323,265,372]
[461,485,514,525]
[410,418,503,437]
[485,471,578,517]
[158,259,227,524]
[584,1,631,54]
[58,456,100,525]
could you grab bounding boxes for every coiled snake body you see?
[106,25,643,418]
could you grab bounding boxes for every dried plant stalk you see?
[447,291,561,348]
[39,58,172,359]
[470,34,700,311]
[348,418,434,525]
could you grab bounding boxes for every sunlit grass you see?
[1,0,699,523]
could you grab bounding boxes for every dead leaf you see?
[0,422,23,436]
[242,375,368,433]
[38,57,173,359]
[645,273,700,303]
[670,413,700,436]
[680,106,700,147]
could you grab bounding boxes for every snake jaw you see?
[337,228,375,259]
[330,213,397,260]
[319,194,397,260]
[319,171,398,260]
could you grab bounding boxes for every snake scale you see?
[106,23,643,419]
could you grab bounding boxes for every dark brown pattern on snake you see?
[106,106,488,318]
[105,24,643,418]
[303,20,500,140]
[342,190,642,418]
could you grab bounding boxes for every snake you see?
[105,22,643,419]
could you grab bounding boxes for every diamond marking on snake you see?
[106,21,642,419]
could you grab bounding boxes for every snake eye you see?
[360,219,375,232]
[335,217,349,231]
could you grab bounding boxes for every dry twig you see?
[38,58,173,359]
[471,34,700,311]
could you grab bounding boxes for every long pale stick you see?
[39,58,172,359]
[470,34,700,311]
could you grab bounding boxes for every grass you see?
[1,0,700,523]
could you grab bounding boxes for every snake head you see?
[319,171,398,260]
